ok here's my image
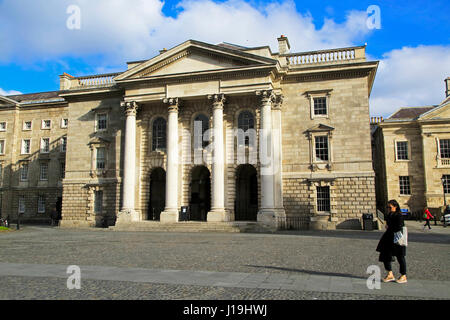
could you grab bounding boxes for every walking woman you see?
[376,200,407,283]
[423,207,434,230]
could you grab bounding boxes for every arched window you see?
[152,117,166,151]
[238,111,255,146]
[194,114,209,149]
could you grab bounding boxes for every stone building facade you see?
[0,36,379,230]
[0,92,68,222]
[371,78,450,218]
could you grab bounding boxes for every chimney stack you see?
[445,77,450,97]
[277,35,290,55]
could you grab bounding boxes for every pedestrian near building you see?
[50,207,58,227]
[423,207,434,230]
[376,200,407,284]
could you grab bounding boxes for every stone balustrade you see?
[60,73,120,90]
[285,46,366,67]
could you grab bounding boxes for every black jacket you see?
[376,211,406,261]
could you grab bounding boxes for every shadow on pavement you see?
[272,229,450,245]
[245,265,366,279]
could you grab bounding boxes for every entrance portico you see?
[113,40,286,228]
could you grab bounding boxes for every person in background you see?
[376,200,407,284]
[423,207,434,230]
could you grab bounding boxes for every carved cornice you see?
[208,93,226,109]
[121,101,139,117]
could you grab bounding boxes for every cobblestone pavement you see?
[0,224,449,300]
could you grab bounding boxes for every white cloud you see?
[370,45,450,117]
[0,88,22,96]
[0,0,373,65]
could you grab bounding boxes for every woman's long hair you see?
[387,199,401,214]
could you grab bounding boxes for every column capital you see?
[208,93,226,109]
[272,94,284,110]
[121,101,139,117]
[163,97,180,112]
[256,90,275,105]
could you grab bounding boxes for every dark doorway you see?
[149,168,166,221]
[235,165,258,221]
[189,166,211,221]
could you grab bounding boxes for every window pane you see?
[0,122,6,130]
[152,118,166,151]
[22,140,31,154]
[396,141,409,160]
[313,97,327,115]
[20,164,28,181]
[94,191,103,213]
[18,196,25,213]
[317,186,331,212]
[40,163,48,180]
[443,175,450,194]
[399,176,411,195]
[41,138,50,153]
[194,114,209,148]
[238,111,255,146]
[60,162,66,179]
[315,136,329,161]
[440,139,450,159]
[38,196,46,213]
[98,114,107,130]
[96,148,106,169]
[61,137,67,152]
[0,140,4,154]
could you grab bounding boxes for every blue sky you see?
[0,0,449,117]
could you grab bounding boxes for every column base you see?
[257,208,277,228]
[160,209,179,223]
[207,209,231,222]
[116,209,140,224]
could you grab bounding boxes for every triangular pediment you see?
[306,124,335,133]
[115,40,277,81]
[419,101,450,120]
[0,96,19,107]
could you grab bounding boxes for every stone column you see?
[207,94,230,222]
[160,98,180,223]
[257,90,276,227]
[117,101,139,223]
[272,94,286,223]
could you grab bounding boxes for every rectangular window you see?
[18,196,25,213]
[396,141,409,160]
[61,118,68,128]
[0,122,6,131]
[313,97,327,116]
[61,136,67,153]
[0,163,3,181]
[42,120,51,129]
[23,121,32,130]
[440,139,450,159]
[60,161,66,179]
[20,163,28,181]
[94,190,103,214]
[315,136,329,161]
[22,139,31,154]
[0,140,5,155]
[317,186,331,212]
[40,163,48,181]
[96,147,106,170]
[443,175,450,194]
[38,196,46,214]
[399,176,411,195]
[41,138,50,153]
[97,114,107,131]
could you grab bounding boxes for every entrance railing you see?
[277,216,310,230]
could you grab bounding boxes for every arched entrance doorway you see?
[189,166,211,221]
[148,168,166,221]
[235,164,258,221]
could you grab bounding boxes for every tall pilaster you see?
[207,94,230,222]
[256,90,276,226]
[117,101,139,223]
[160,98,180,223]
